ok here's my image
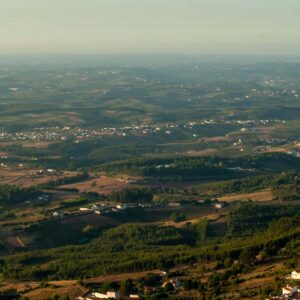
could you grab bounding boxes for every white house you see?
[128,295,140,299]
[80,207,90,212]
[214,202,224,210]
[78,291,122,300]
[291,271,300,280]
[116,204,127,210]
[282,285,298,296]
[53,211,62,218]
[162,278,182,289]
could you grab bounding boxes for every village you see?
[0,119,287,144]
[76,269,300,300]
[52,196,226,220]
[76,271,183,300]
[266,270,300,300]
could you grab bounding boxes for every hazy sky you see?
[1,0,300,55]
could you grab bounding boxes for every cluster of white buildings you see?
[79,202,139,215]
[78,290,140,300]
[266,285,300,300]
[267,271,300,300]
[0,119,288,144]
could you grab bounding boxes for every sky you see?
[1,0,300,56]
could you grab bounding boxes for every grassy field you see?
[218,189,275,202]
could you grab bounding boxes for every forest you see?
[2,203,300,282]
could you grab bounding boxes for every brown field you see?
[240,262,283,282]
[237,261,284,295]
[62,213,119,230]
[3,236,25,251]
[0,167,78,187]
[21,141,57,149]
[23,284,86,300]
[260,125,283,135]
[200,136,230,142]
[265,146,291,153]
[0,282,41,293]
[0,281,87,300]
[0,231,25,253]
[187,260,284,299]
[162,213,221,228]
[0,141,19,148]
[0,270,165,300]
[0,151,10,157]
[218,189,274,202]
[0,140,57,149]
[0,140,56,150]
[58,174,215,195]
[59,175,131,194]
[84,269,165,284]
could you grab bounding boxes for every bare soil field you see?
[0,140,56,149]
[218,189,274,202]
[162,212,222,228]
[240,262,283,282]
[58,175,130,194]
[0,281,87,300]
[0,281,40,293]
[0,270,165,300]
[58,175,215,195]
[0,231,25,253]
[21,141,57,149]
[238,261,284,293]
[260,125,284,135]
[62,213,120,231]
[0,151,10,157]
[0,167,78,187]
[200,136,231,142]
[265,146,291,153]
[23,284,86,300]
